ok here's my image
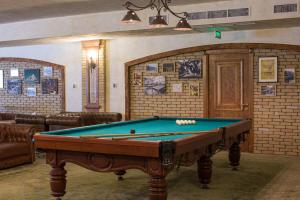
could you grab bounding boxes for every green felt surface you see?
[42,117,241,141]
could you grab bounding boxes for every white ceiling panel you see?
[0,0,228,24]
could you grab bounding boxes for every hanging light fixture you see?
[121,0,192,31]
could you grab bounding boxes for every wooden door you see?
[207,52,253,152]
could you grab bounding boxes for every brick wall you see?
[0,58,65,115]
[253,49,300,155]
[129,48,300,156]
[129,52,204,119]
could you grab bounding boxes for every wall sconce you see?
[87,49,98,69]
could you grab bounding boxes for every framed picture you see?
[24,69,40,84]
[172,83,182,93]
[259,57,278,82]
[284,68,296,84]
[189,83,200,96]
[145,63,159,73]
[177,60,202,79]
[26,87,36,97]
[132,72,143,86]
[42,79,58,95]
[162,62,175,73]
[7,80,22,95]
[260,85,276,96]
[10,68,19,77]
[144,76,165,95]
[43,67,53,77]
[0,70,3,89]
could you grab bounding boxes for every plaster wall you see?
[0,42,82,111]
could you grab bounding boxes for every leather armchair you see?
[0,124,37,169]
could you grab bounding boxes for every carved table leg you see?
[114,170,126,181]
[149,176,167,200]
[50,163,67,200]
[197,155,212,189]
[229,142,240,171]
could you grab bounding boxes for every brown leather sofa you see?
[15,114,48,131]
[0,124,37,169]
[46,112,122,131]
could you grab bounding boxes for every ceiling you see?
[0,0,228,24]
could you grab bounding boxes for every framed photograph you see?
[26,87,36,97]
[259,57,278,82]
[132,72,143,86]
[10,68,19,77]
[145,63,159,73]
[162,62,175,73]
[24,69,40,84]
[144,76,165,95]
[7,80,22,95]
[284,68,296,84]
[0,70,3,89]
[172,83,182,93]
[42,79,58,95]
[261,85,276,96]
[177,60,202,79]
[43,67,53,77]
[189,83,200,96]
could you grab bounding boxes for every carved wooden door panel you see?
[208,53,253,152]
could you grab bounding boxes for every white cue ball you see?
[193,120,196,124]
[178,121,182,125]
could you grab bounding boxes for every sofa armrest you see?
[0,124,37,143]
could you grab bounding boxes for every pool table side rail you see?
[34,129,222,158]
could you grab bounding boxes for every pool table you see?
[34,116,251,200]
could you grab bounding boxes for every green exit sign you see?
[215,31,222,39]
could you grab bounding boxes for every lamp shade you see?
[174,18,192,31]
[150,15,168,28]
[122,10,141,24]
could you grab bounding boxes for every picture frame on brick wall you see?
[7,80,22,95]
[10,68,19,77]
[145,63,159,73]
[172,83,182,93]
[24,69,40,84]
[132,72,143,86]
[189,83,200,96]
[260,85,276,96]
[144,76,165,95]
[0,70,3,89]
[177,59,202,79]
[284,67,296,84]
[43,66,53,77]
[42,79,58,95]
[258,57,278,82]
[162,62,175,73]
[26,87,36,97]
